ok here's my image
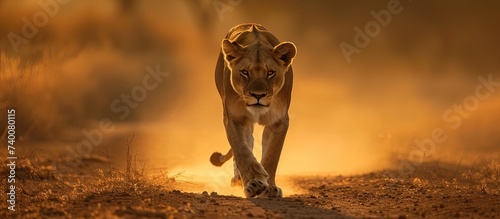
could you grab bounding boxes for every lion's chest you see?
[246,106,283,125]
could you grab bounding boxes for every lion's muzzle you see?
[246,91,269,107]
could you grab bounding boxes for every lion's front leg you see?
[259,117,289,198]
[231,124,254,187]
[224,117,269,197]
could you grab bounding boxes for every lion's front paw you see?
[257,185,283,198]
[243,179,268,198]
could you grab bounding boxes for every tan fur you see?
[211,23,296,198]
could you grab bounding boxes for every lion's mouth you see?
[246,103,269,107]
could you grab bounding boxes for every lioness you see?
[210,23,297,198]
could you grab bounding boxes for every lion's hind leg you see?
[231,160,242,187]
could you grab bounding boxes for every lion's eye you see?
[240,70,249,77]
[267,71,276,78]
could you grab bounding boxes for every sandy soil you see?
[1,155,499,219]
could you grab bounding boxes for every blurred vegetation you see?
[0,0,187,142]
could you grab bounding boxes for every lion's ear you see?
[273,42,297,66]
[222,39,244,62]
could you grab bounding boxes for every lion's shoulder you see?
[225,23,280,48]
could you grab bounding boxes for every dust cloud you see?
[1,1,500,195]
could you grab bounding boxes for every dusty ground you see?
[1,153,499,219]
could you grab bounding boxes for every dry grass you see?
[409,158,500,196]
[0,137,175,218]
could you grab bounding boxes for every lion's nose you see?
[250,92,267,100]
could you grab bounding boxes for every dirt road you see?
[1,155,499,219]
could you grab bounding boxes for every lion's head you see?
[221,38,296,108]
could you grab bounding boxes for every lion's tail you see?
[210,149,233,166]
